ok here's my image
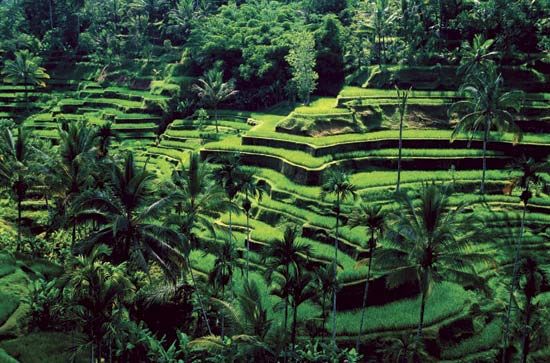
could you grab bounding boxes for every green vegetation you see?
[0,0,549,362]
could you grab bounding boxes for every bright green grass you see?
[332,282,471,335]
[0,348,18,363]
[339,86,457,98]
[247,128,550,147]
[205,136,503,169]
[0,292,19,327]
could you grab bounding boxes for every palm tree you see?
[450,64,524,194]
[0,127,35,249]
[167,152,232,336]
[395,86,410,192]
[53,121,97,245]
[190,280,276,362]
[239,169,268,279]
[501,156,549,356]
[209,239,240,339]
[64,244,134,363]
[381,333,433,363]
[192,68,238,133]
[213,154,243,250]
[94,122,117,158]
[288,271,317,349]
[73,152,185,278]
[457,34,499,77]
[379,183,490,340]
[348,203,387,351]
[320,167,356,346]
[314,263,339,334]
[261,225,311,360]
[2,50,50,109]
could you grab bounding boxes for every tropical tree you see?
[348,203,387,351]
[94,122,117,158]
[501,156,549,355]
[457,34,499,77]
[64,244,134,363]
[0,126,36,249]
[238,169,268,279]
[73,152,185,278]
[208,239,240,339]
[261,225,311,361]
[213,154,243,249]
[192,68,238,133]
[314,263,340,334]
[288,271,317,349]
[320,167,356,346]
[166,152,232,335]
[450,64,524,194]
[51,121,97,245]
[372,0,397,66]
[379,183,490,340]
[1,50,50,109]
[395,86,410,192]
[190,280,277,362]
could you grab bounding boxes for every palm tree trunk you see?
[17,197,22,252]
[48,0,54,30]
[331,194,340,347]
[416,275,428,341]
[283,294,289,363]
[186,257,212,335]
[221,284,225,339]
[481,121,490,194]
[520,295,532,363]
[397,105,404,192]
[502,201,527,361]
[245,192,250,280]
[291,301,298,350]
[356,244,374,352]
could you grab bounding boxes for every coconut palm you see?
[190,280,276,362]
[64,244,134,363]
[167,152,233,335]
[73,152,185,278]
[379,182,490,340]
[348,203,387,351]
[395,86,410,192]
[0,126,36,249]
[288,271,317,349]
[209,239,240,339]
[94,122,117,158]
[261,225,311,339]
[192,68,238,133]
[213,154,243,250]
[1,50,49,109]
[52,121,97,245]
[457,34,500,77]
[314,263,340,334]
[239,169,268,279]
[501,156,549,355]
[320,167,356,346]
[450,64,524,194]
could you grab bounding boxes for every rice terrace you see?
[0,1,549,362]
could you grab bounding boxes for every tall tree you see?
[167,152,232,335]
[73,152,185,278]
[395,86,410,193]
[320,167,356,347]
[261,225,311,360]
[0,126,36,250]
[314,263,339,335]
[450,65,524,194]
[1,50,49,110]
[238,169,267,279]
[348,203,387,351]
[379,183,490,340]
[193,69,238,133]
[64,244,134,363]
[285,31,318,105]
[501,156,549,358]
[288,271,316,349]
[457,34,499,78]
